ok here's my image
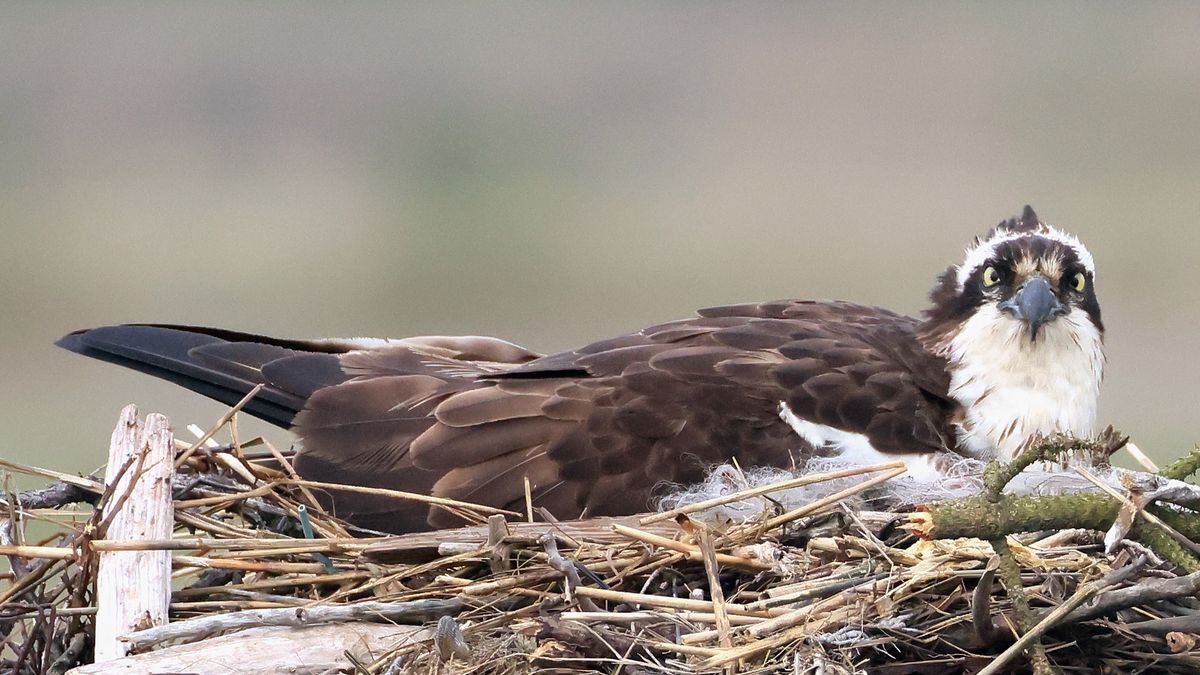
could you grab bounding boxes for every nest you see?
[2,405,1200,674]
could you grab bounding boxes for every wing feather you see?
[61,300,957,533]
[433,388,548,427]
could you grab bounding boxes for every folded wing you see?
[58,302,956,533]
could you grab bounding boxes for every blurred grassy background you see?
[1,3,1198,482]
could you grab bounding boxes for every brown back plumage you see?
[59,300,956,533]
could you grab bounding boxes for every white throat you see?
[936,304,1105,461]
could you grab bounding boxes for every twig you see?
[909,492,1200,571]
[611,523,772,570]
[983,434,1092,501]
[971,555,1000,644]
[758,466,907,532]
[559,610,761,626]
[1059,568,1200,625]
[1124,613,1200,635]
[48,631,88,675]
[1161,446,1200,482]
[0,545,76,561]
[172,555,328,574]
[540,532,600,611]
[1076,467,1200,559]
[571,586,772,617]
[1124,442,1159,472]
[175,385,265,467]
[990,536,1055,675]
[534,617,663,664]
[524,476,534,524]
[696,525,733,650]
[91,536,377,552]
[978,568,1112,675]
[278,478,517,518]
[0,481,98,511]
[122,598,464,652]
[0,459,104,493]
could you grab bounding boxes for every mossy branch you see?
[915,433,1200,570]
[1161,446,1200,482]
[981,432,1122,502]
[990,536,1055,674]
[912,435,1200,671]
[915,493,1200,572]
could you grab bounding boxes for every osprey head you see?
[921,205,1103,347]
[920,206,1106,460]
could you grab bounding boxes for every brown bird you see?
[58,206,1104,533]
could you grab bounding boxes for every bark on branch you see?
[121,598,464,652]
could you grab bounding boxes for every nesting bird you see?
[59,206,1104,533]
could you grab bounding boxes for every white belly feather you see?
[940,304,1105,460]
[777,402,946,482]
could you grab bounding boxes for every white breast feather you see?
[940,304,1105,460]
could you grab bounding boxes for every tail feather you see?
[56,324,349,428]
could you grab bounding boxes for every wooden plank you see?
[93,405,174,662]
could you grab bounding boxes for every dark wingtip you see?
[52,323,308,429]
[55,328,94,354]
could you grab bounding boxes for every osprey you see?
[58,206,1104,533]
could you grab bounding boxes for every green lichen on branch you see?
[982,440,1064,502]
[1161,446,1200,482]
[925,492,1114,540]
[982,431,1126,502]
[922,431,1200,571]
[920,492,1200,571]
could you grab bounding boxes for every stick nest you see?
[3,410,1200,674]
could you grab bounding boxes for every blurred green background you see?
[1,3,1198,484]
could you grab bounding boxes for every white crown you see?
[955,223,1095,289]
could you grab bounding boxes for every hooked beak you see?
[997,276,1068,341]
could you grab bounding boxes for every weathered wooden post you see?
[93,405,174,662]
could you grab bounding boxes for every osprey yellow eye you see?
[1073,271,1086,292]
[982,266,1001,287]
